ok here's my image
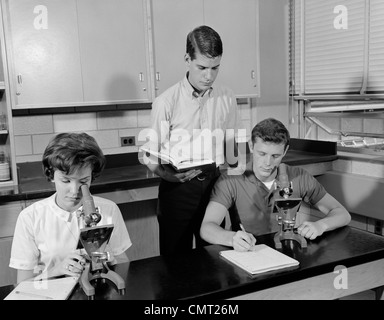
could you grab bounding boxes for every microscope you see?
[77,184,125,299]
[273,163,307,249]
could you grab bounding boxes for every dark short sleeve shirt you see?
[210,164,326,235]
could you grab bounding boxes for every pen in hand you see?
[239,224,257,251]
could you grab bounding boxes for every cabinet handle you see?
[139,72,144,82]
[156,72,161,81]
[17,74,23,85]
[251,70,255,79]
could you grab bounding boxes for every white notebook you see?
[220,244,299,275]
[4,276,79,300]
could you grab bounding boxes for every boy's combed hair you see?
[42,132,106,181]
[186,25,223,60]
[251,118,290,149]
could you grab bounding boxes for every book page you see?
[141,145,214,171]
[220,244,299,275]
[140,146,174,165]
[4,276,79,300]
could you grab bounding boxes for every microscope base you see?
[79,262,126,299]
[274,230,307,249]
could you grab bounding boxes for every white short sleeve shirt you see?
[10,193,132,272]
[146,75,246,165]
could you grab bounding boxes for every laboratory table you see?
[2,226,383,300]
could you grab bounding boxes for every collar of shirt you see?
[49,193,82,223]
[244,157,279,192]
[183,74,213,99]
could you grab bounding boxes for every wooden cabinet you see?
[151,0,204,95]
[204,0,260,97]
[0,237,17,286]
[2,0,83,108]
[2,0,151,109]
[77,0,151,104]
[1,0,259,108]
[0,201,24,287]
[150,0,260,97]
[0,3,17,187]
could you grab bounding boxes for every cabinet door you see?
[0,237,17,286]
[151,0,204,96]
[77,0,151,104]
[0,201,24,287]
[0,201,23,238]
[204,0,260,97]
[3,0,83,108]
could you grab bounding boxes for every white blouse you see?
[10,193,132,273]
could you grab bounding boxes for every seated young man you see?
[200,118,351,252]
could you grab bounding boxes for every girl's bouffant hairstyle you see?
[42,132,106,181]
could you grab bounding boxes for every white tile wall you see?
[363,118,384,134]
[14,102,253,163]
[14,135,32,156]
[87,130,119,149]
[137,109,151,128]
[32,134,56,154]
[12,115,53,135]
[53,113,97,132]
[97,110,138,129]
[332,159,352,173]
[332,153,384,179]
[351,161,384,178]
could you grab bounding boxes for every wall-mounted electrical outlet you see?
[121,136,136,146]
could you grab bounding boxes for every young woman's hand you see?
[61,252,86,276]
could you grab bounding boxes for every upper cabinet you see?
[151,0,260,98]
[0,0,259,109]
[0,6,16,187]
[76,0,151,104]
[2,0,84,108]
[2,0,151,109]
[204,0,260,98]
[151,0,205,95]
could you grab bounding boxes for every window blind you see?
[292,0,384,95]
[367,0,384,93]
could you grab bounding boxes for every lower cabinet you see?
[0,237,17,286]
[118,199,160,261]
[0,201,24,286]
[98,187,160,261]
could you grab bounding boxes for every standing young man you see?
[143,25,245,255]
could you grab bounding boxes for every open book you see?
[141,146,215,172]
[220,244,299,275]
[4,275,79,300]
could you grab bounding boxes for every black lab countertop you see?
[0,138,337,203]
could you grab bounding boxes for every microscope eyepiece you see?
[81,184,101,227]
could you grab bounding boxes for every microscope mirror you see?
[78,224,114,256]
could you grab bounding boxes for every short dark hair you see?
[251,118,290,150]
[186,25,223,60]
[42,132,106,181]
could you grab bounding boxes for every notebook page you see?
[4,276,79,300]
[220,244,299,274]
